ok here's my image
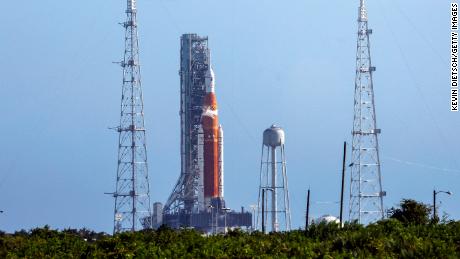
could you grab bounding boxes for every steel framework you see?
[163,34,210,220]
[349,0,385,224]
[256,125,291,232]
[111,0,152,233]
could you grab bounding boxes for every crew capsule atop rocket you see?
[201,60,223,207]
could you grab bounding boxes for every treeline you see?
[1,221,459,258]
[1,200,459,258]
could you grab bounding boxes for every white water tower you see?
[256,125,291,232]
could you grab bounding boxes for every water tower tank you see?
[263,124,285,147]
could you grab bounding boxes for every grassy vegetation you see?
[1,200,459,258]
[0,220,459,258]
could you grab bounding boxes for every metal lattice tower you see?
[349,0,385,224]
[163,34,210,222]
[111,0,152,233]
[256,125,291,233]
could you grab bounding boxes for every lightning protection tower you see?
[256,125,291,233]
[349,0,385,224]
[111,0,152,233]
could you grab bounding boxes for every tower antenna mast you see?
[111,0,152,233]
[349,0,385,224]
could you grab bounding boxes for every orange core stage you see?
[202,93,219,199]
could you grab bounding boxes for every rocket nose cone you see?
[206,67,215,79]
[205,67,215,93]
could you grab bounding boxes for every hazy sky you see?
[0,0,456,233]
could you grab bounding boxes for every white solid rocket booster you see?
[218,124,224,198]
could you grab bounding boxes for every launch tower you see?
[163,34,211,220]
[110,0,152,233]
[349,0,385,224]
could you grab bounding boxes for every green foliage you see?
[388,199,432,225]
[0,222,459,258]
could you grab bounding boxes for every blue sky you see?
[0,0,456,233]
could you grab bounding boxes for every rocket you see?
[198,55,224,210]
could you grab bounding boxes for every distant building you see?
[313,215,340,225]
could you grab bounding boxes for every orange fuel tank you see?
[202,66,220,200]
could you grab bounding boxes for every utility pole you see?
[339,142,347,226]
[433,190,436,221]
[305,189,310,230]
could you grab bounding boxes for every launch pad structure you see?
[106,0,392,234]
[155,34,251,232]
[165,34,210,216]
